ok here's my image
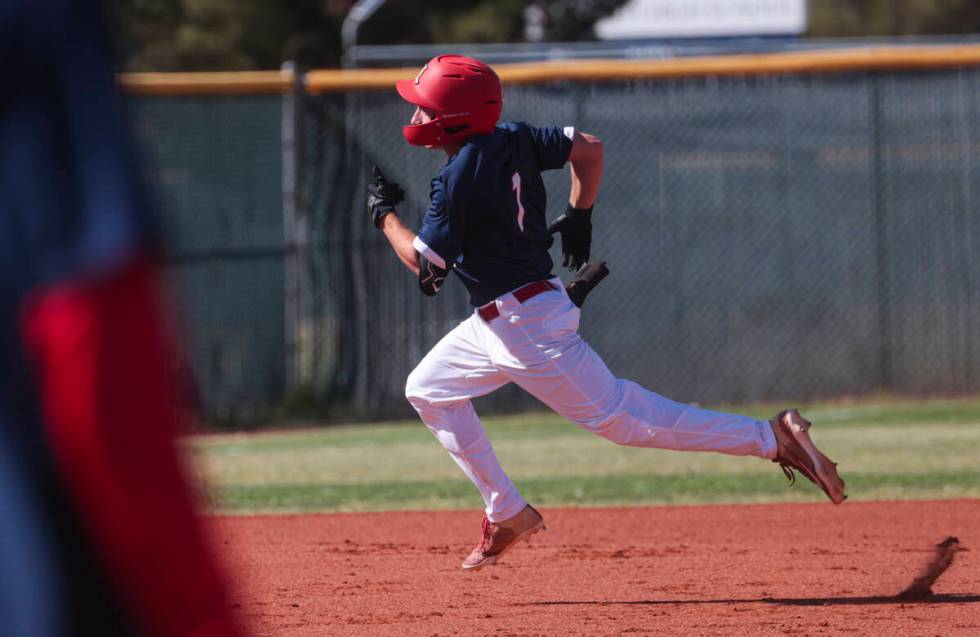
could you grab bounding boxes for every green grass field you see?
[189,398,980,514]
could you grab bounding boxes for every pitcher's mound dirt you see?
[212,499,980,636]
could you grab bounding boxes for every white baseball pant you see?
[405,278,778,522]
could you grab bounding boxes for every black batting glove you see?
[367,165,405,229]
[547,204,593,270]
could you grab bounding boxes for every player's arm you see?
[367,166,419,274]
[547,130,604,271]
[367,166,449,295]
[562,132,609,305]
[379,214,447,295]
[568,131,604,209]
[379,213,420,275]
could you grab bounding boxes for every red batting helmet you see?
[396,55,503,147]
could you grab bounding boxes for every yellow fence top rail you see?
[119,70,294,96]
[307,44,980,93]
[118,45,980,96]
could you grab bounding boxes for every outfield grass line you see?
[195,409,980,455]
[190,397,980,454]
[192,423,980,487]
[191,397,980,515]
[209,495,980,517]
[205,470,980,514]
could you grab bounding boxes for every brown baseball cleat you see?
[770,409,847,504]
[461,504,546,570]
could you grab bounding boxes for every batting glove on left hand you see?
[367,165,405,229]
[547,204,593,270]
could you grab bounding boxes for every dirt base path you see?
[214,499,980,636]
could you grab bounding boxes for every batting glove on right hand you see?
[367,165,405,229]
[547,204,593,270]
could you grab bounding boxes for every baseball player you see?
[368,55,846,571]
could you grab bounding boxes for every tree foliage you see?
[112,0,347,70]
[112,0,630,70]
[111,0,980,72]
[809,0,980,38]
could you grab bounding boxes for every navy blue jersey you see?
[413,122,574,306]
[1,0,151,478]
[0,1,157,633]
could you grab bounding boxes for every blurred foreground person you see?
[1,0,242,634]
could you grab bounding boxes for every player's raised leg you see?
[485,288,845,503]
[488,290,775,456]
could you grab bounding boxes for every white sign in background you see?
[595,0,808,40]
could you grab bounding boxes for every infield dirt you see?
[214,499,979,636]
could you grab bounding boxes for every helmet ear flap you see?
[402,120,444,146]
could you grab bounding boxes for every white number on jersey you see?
[511,172,525,233]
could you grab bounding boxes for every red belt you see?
[477,280,558,322]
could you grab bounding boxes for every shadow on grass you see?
[527,593,980,607]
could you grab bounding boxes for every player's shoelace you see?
[777,444,824,491]
[779,463,799,485]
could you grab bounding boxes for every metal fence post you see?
[869,70,893,391]
[955,68,977,387]
[282,61,305,392]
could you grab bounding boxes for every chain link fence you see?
[130,60,980,423]
[130,94,286,420]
